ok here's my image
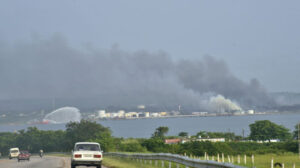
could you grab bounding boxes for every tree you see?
[196,131,207,138]
[141,138,168,153]
[15,127,41,152]
[119,139,147,152]
[65,120,112,151]
[249,120,292,141]
[178,132,188,137]
[152,126,169,139]
[14,127,67,153]
[0,132,18,155]
[293,123,300,140]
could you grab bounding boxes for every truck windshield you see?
[11,150,19,153]
[75,144,100,151]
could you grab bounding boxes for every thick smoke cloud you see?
[0,34,275,112]
[176,56,275,108]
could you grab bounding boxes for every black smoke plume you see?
[0,34,275,113]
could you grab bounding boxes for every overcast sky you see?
[1,0,300,92]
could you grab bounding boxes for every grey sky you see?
[1,0,300,92]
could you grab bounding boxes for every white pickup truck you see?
[71,142,102,168]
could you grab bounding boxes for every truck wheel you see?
[18,159,20,162]
[96,164,102,168]
[71,164,76,168]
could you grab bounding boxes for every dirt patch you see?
[0,159,9,163]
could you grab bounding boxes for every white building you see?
[196,138,225,142]
[247,110,254,114]
[145,112,150,118]
[192,112,208,116]
[105,113,111,118]
[118,110,125,118]
[151,113,160,117]
[97,110,106,118]
[125,112,139,118]
[111,113,119,118]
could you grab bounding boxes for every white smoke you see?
[43,107,81,124]
[208,95,242,113]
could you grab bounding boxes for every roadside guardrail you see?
[105,152,247,168]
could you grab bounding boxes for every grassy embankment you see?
[48,153,184,168]
[48,153,300,168]
[196,153,300,168]
[103,156,186,168]
[104,153,300,168]
[236,153,300,168]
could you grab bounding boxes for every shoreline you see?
[0,111,300,126]
[93,111,299,121]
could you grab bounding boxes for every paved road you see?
[0,156,107,168]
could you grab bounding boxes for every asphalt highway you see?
[0,156,107,168]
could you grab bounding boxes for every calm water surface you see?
[0,113,299,138]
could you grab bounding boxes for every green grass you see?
[197,153,300,168]
[243,153,300,168]
[103,157,154,168]
[103,156,186,168]
[48,152,300,168]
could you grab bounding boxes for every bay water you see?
[0,113,299,138]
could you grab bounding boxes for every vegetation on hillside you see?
[249,120,292,141]
[0,120,117,155]
[0,119,298,158]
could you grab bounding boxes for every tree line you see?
[127,120,299,156]
[0,120,115,155]
[0,119,298,156]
